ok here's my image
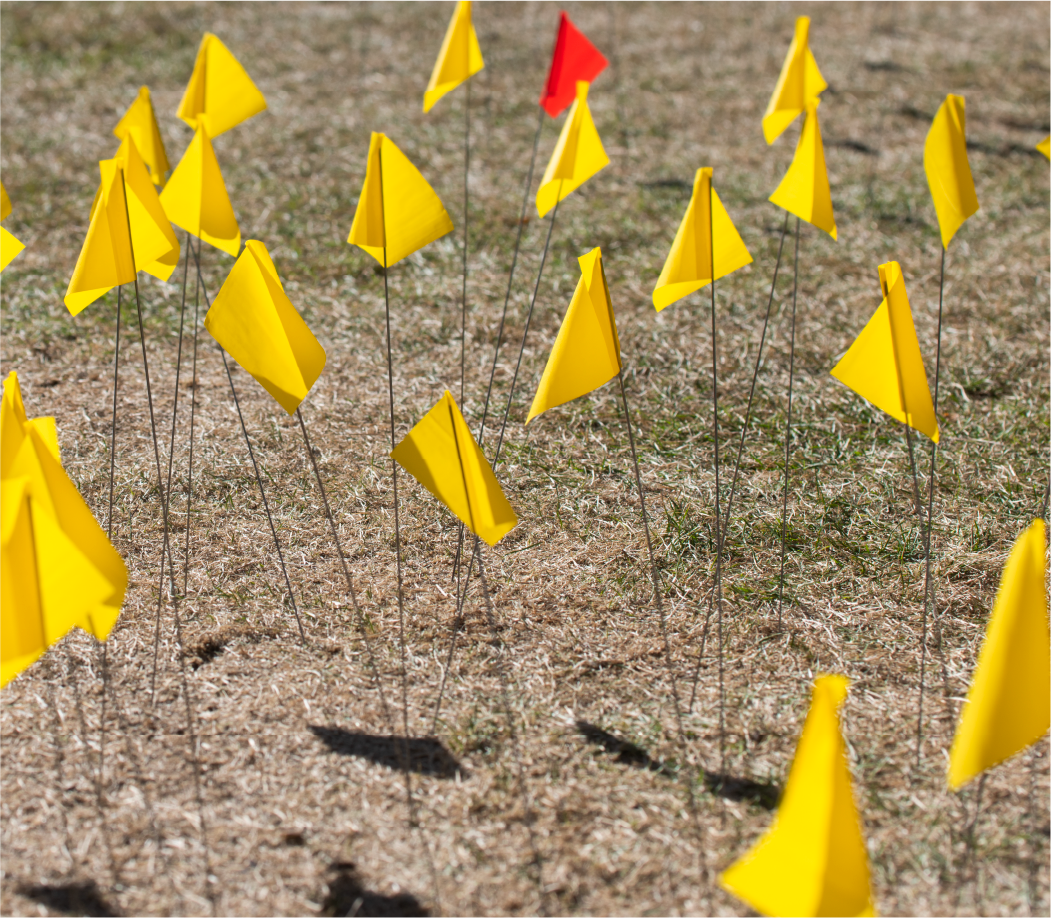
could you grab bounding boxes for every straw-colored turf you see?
[1,2,1048,915]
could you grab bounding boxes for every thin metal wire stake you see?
[917,244,947,767]
[183,236,201,596]
[775,216,802,631]
[905,425,924,515]
[461,77,471,409]
[296,406,394,731]
[107,285,122,539]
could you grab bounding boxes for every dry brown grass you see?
[1,2,1049,915]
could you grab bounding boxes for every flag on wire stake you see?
[422,0,484,114]
[177,32,267,138]
[1037,135,1051,159]
[536,81,609,217]
[114,86,170,187]
[0,181,26,272]
[762,16,827,145]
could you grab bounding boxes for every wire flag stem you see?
[107,286,122,539]
[183,236,202,595]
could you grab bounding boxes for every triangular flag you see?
[64,160,136,317]
[347,132,454,268]
[769,99,837,239]
[177,32,267,137]
[160,124,241,256]
[204,240,326,415]
[924,94,979,250]
[948,519,1050,790]
[762,16,828,144]
[536,81,610,218]
[1038,136,1051,160]
[831,261,938,443]
[392,390,517,547]
[652,167,753,312]
[720,675,876,918]
[423,0,485,113]
[528,247,621,422]
[113,86,170,186]
[540,12,609,118]
[1,183,24,272]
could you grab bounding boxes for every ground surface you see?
[1,2,1049,916]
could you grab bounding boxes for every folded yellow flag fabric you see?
[347,132,454,268]
[831,261,938,443]
[720,675,875,917]
[392,390,517,547]
[160,124,241,256]
[948,519,1050,790]
[1,372,127,688]
[113,86,170,186]
[423,0,484,113]
[769,99,836,239]
[1038,135,1051,160]
[652,167,752,312]
[536,81,609,218]
[64,159,137,316]
[205,240,326,415]
[924,94,979,249]
[763,16,828,144]
[0,182,10,221]
[177,32,267,138]
[0,182,24,273]
[529,247,621,423]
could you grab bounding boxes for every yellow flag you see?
[528,247,621,423]
[204,240,326,415]
[924,94,979,250]
[536,81,610,218]
[113,86,170,186]
[423,0,484,113]
[64,160,136,316]
[720,675,875,918]
[763,16,828,144]
[948,519,1050,790]
[392,390,517,547]
[830,261,938,443]
[160,124,241,256]
[1038,136,1051,160]
[0,182,11,221]
[652,167,753,312]
[347,132,454,268]
[769,99,836,239]
[1,183,25,272]
[177,32,267,138]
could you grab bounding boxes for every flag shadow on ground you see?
[322,862,429,918]
[309,726,466,779]
[18,880,120,917]
[576,721,779,810]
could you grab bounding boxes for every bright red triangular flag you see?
[539,12,609,118]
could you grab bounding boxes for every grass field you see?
[1,2,1049,915]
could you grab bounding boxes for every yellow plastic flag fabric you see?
[769,99,837,239]
[177,32,267,138]
[204,240,326,415]
[720,675,876,917]
[1,372,127,687]
[830,261,938,443]
[1038,136,1051,160]
[536,81,610,218]
[423,0,484,113]
[528,247,621,422]
[924,94,979,250]
[948,519,1050,790]
[763,16,828,144]
[160,124,241,256]
[652,167,753,312]
[1,182,25,273]
[392,390,517,547]
[64,160,136,316]
[113,86,170,186]
[347,132,454,268]
[1,182,11,221]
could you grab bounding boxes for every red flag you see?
[539,12,609,118]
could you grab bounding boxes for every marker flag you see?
[924,94,979,250]
[652,167,752,312]
[769,99,837,239]
[831,261,938,443]
[720,675,875,917]
[528,247,620,422]
[347,132,454,267]
[1,372,127,688]
[536,81,609,218]
[948,519,1050,790]
[177,32,267,137]
[1,182,25,273]
[1038,136,1051,160]
[540,11,609,118]
[763,16,827,145]
[160,124,241,256]
[392,390,517,547]
[113,86,170,186]
[423,0,484,113]
[204,240,326,415]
